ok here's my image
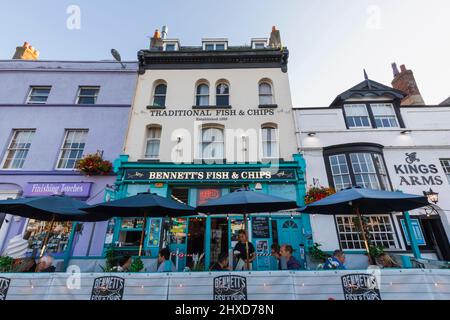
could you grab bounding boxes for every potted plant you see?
[129,257,144,272]
[0,256,14,272]
[75,151,112,176]
[309,243,330,263]
[305,186,336,205]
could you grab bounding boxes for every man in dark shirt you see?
[210,252,230,271]
[233,230,256,270]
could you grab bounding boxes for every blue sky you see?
[1,0,449,106]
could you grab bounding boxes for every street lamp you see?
[423,188,439,205]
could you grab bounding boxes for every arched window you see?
[145,125,162,159]
[196,83,210,106]
[259,81,273,105]
[152,83,167,107]
[216,82,229,106]
[201,126,224,159]
[261,124,279,158]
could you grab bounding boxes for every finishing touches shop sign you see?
[394,153,444,186]
[24,183,92,197]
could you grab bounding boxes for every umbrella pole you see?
[40,215,56,258]
[244,213,250,270]
[138,213,147,257]
[356,208,374,265]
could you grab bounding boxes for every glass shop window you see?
[25,220,73,255]
[117,218,144,247]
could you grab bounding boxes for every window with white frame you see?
[259,81,273,105]
[344,104,371,128]
[196,83,210,106]
[56,129,88,169]
[2,130,35,169]
[329,154,353,191]
[261,125,279,158]
[27,86,51,104]
[201,127,224,159]
[203,42,227,51]
[216,82,229,106]
[371,103,399,128]
[163,42,178,51]
[350,153,381,190]
[336,215,398,250]
[77,86,100,104]
[145,126,161,159]
[440,159,450,184]
[153,83,167,107]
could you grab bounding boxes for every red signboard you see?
[197,189,221,205]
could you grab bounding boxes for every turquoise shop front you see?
[104,154,310,271]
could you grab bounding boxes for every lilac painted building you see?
[0,60,137,268]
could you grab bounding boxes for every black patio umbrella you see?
[0,194,104,258]
[84,192,196,256]
[300,186,430,264]
[196,188,298,269]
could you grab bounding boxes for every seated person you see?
[270,243,282,270]
[323,250,346,270]
[36,255,56,273]
[111,255,132,272]
[233,230,256,270]
[377,253,401,268]
[280,245,302,270]
[157,248,176,272]
[210,253,230,271]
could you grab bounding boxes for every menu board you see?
[252,217,270,239]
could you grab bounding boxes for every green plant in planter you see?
[129,257,144,272]
[368,245,385,258]
[100,248,116,272]
[309,243,330,262]
[0,256,14,272]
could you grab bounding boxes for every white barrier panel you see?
[0,269,449,300]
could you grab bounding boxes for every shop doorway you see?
[278,218,303,262]
[186,218,206,270]
[421,216,450,261]
[209,218,229,269]
[398,215,450,261]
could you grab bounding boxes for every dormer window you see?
[344,104,371,128]
[202,39,228,51]
[371,103,399,128]
[251,38,268,49]
[163,40,179,51]
[343,103,401,129]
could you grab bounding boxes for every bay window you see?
[324,144,391,191]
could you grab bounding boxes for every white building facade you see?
[294,74,450,267]
[111,27,310,271]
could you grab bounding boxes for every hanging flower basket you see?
[305,186,336,205]
[75,152,112,176]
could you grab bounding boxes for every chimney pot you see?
[391,62,400,77]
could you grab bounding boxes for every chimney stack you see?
[12,42,39,60]
[391,63,425,105]
[150,28,163,51]
[268,26,282,49]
